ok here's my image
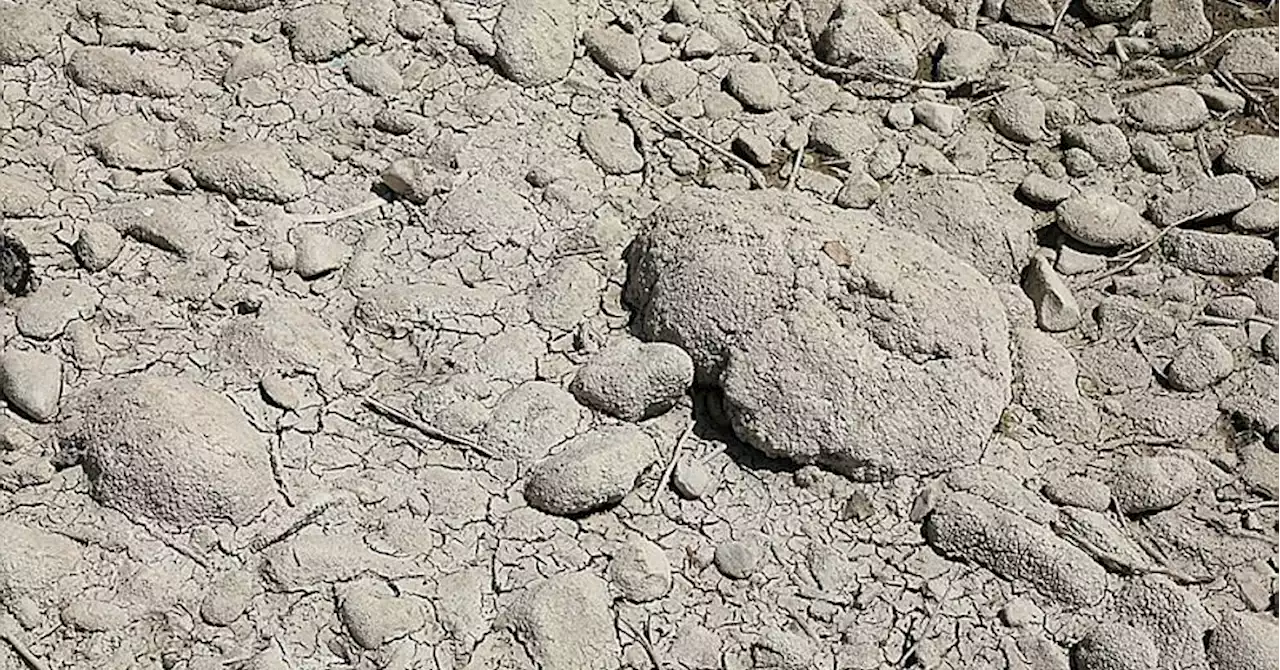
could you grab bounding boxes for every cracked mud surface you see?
[0,0,1276,668]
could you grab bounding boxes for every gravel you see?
[580,117,645,175]
[0,350,62,423]
[1219,135,1280,184]
[609,537,672,602]
[187,141,307,203]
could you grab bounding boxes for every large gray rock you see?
[1163,229,1277,276]
[58,375,275,527]
[625,189,1011,481]
[1220,135,1280,185]
[924,492,1107,607]
[1150,0,1212,56]
[503,572,620,670]
[1012,328,1098,442]
[815,0,915,76]
[0,4,58,65]
[1056,193,1152,248]
[880,175,1036,282]
[493,0,576,86]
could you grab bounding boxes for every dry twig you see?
[0,629,50,670]
[618,617,666,670]
[652,420,695,501]
[1087,209,1207,287]
[364,397,493,457]
[614,76,767,189]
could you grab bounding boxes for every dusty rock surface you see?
[0,0,1273,667]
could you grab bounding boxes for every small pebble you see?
[672,457,715,498]
[74,220,124,272]
[1165,331,1233,392]
[292,229,348,279]
[0,350,62,423]
[713,541,758,580]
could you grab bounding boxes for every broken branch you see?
[364,397,493,457]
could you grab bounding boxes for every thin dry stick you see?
[1,631,50,670]
[896,575,961,667]
[784,143,805,190]
[615,76,767,189]
[290,197,388,225]
[364,397,493,457]
[618,617,666,670]
[241,498,341,554]
[652,420,695,501]
[1052,0,1072,34]
[1087,210,1207,287]
[1173,29,1235,70]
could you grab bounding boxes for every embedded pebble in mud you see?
[380,157,450,203]
[1149,0,1212,56]
[291,228,349,279]
[609,536,672,602]
[88,117,166,171]
[493,0,576,86]
[0,4,58,64]
[725,63,784,112]
[1162,230,1278,276]
[1061,123,1130,165]
[1042,474,1111,512]
[569,340,693,421]
[523,425,656,516]
[93,197,212,257]
[187,141,307,203]
[74,220,125,272]
[714,540,759,580]
[0,350,62,423]
[16,279,100,340]
[1219,135,1280,185]
[1131,134,1175,173]
[60,375,275,527]
[1111,454,1197,515]
[913,101,964,136]
[0,172,43,217]
[504,572,620,670]
[991,90,1046,143]
[67,47,192,97]
[585,24,642,77]
[642,61,699,106]
[346,55,403,97]
[1011,328,1099,442]
[924,492,1107,607]
[1206,610,1279,670]
[1055,193,1151,249]
[339,580,425,649]
[816,0,916,76]
[935,29,996,81]
[672,456,716,498]
[1071,623,1158,670]
[200,569,258,627]
[1125,86,1210,133]
[580,117,645,175]
[1018,172,1073,207]
[283,4,354,62]
[1165,331,1234,392]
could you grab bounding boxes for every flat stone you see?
[493,0,575,86]
[991,90,1046,143]
[1233,199,1280,234]
[1148,174,1257,226]
[724,62,784,112]
[187,141,306,203]
[1111,455,1197,514]
[609,537,672,602]
[1126,86,1210,133]
[913,101,964,136]
[1150,0,1212,56]
[1018,173,1074,208]
[0,350,62,423]
[1163,229,1278,276]
[714,541,759,579]
[584,24,642,77]
[1220,135,1280,184]
[580,118,645,175]
[1055,193,1151,248]
[1165,331,1233,391]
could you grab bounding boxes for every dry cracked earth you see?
[0,0,1277,668]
